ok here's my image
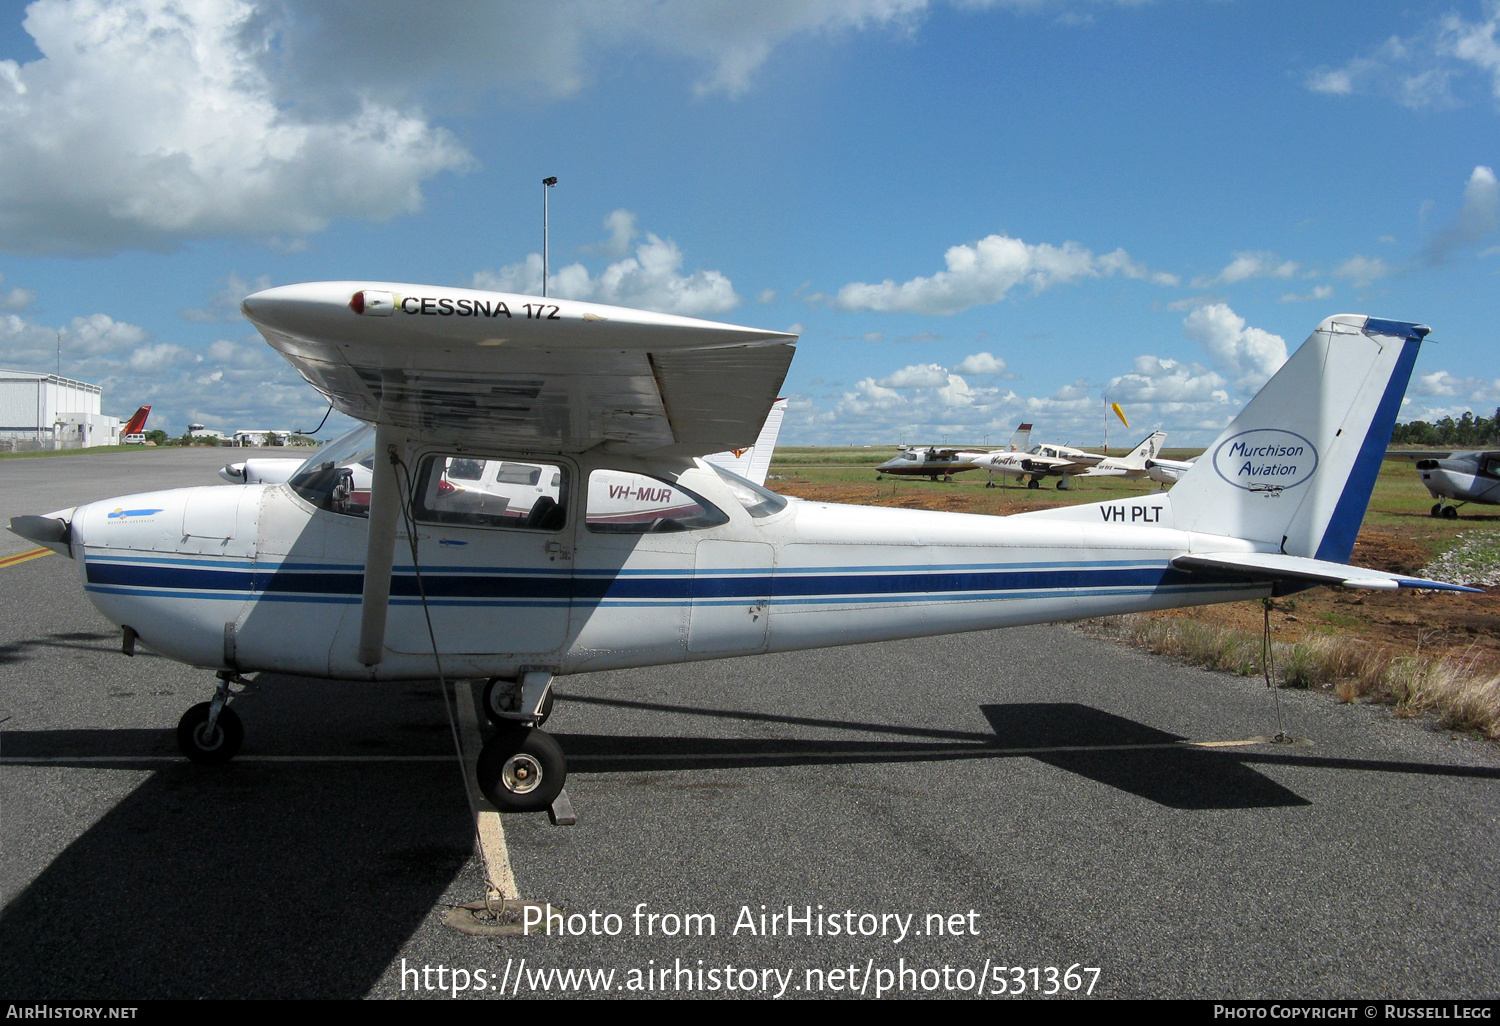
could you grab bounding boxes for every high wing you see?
[1171,552,1479,593]
[1385,448,1457,461]
[241,282,797,456]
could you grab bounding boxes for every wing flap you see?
[1172,551,1481,593]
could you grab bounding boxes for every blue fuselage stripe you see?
[83,560,1246,603]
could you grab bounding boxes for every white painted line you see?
[453,680,519,902]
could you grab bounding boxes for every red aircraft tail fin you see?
[122,405,151,435]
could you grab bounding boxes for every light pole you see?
[542,176,557,297]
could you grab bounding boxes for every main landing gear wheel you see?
[1027,478,1040,490]
[476,726,566,813]
[176,702,243,765]
[481,677,554,727]
[1442,505,1459,519]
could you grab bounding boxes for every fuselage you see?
[1417,454,1500,505]
[64,451,1266,683]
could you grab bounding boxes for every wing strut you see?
[358,424,405,665]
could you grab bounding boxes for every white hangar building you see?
[0,370,123,450]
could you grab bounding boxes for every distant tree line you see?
[1390,408,1500,447]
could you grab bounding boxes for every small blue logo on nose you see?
[107,508,163,520]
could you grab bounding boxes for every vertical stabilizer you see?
[1168,315,1427,560]
[1006,422,1033,452]
[1102,429,1166,471]
[122,405,151,436]
[702,397,787,487]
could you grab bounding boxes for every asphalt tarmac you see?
[1,450,1496,1000]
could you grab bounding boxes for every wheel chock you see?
[548,788,577,826]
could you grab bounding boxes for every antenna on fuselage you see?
[542,176,558,298]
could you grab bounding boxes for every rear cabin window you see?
[413,455,568,531]
[585,470,728,534]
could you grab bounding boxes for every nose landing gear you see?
[476,725,567,813]
[176,670,245,764]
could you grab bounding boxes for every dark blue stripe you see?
[85,562,1246,601]
[1316,336,1422,562]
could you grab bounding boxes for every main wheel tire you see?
[1027,479,1039,490]
[476,727,566,813]
[481,678,554,726]
[176,702,243,765]
[1442,505,1459,519]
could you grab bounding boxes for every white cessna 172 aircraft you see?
[8,285,1474,816]
[978,428,1169,489]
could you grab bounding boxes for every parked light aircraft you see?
[9,286,1473,817]
[1144,454,1197,487]
[972,437,1106,490]
[1079,430,1167,480]
[879,423,1031,483]
[874,445,988,480]
[1386,447,1500,517]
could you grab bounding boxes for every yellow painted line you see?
[0,548,53,569]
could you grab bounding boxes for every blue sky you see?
[0,0,1497,447]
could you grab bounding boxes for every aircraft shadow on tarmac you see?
[0,630,126,667]
[5,689,1498,998]
[554,698,1310,810]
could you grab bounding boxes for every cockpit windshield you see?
[288,423,377,518]
[705,462,788,519]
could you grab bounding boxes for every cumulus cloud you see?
[1279,284,1334,304]
[1305,34,1455,109]
[1410,370,1500,403]
[878,363,950,389]
[279,0,1144,103]
[1193,251,1300,288]
[1425,165,1500,263]
[472,231,739,316]
[581,209,639,258]
[0,0,471,255]
[1332,255,1393,288]
[830,234,1174,316]
[1306,4,1500,112]
[1442,2,1500,102]
[0,273,35,311]
[1106,355,1229,404]
[181,272,273,322]
[1181,303,1287,394]
[955,352,1010,375]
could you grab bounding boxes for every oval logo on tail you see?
[1211,429,1318,491]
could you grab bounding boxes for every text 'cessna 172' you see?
[9,284,1474,816]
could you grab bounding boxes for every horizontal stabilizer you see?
[1171,551,1480,593]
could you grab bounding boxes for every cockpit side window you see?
[585,470,728,534]
[412,455,568,531]
[288,424,376,518]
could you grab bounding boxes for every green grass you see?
[0,444,163,460]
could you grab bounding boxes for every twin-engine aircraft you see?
[973,429,1165,489]
[9,284,1474,817]
[1386,447,1500,518]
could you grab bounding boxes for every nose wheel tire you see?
[1431,503,1442,517]
[176,702,243,765]
[476,726,566,813]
